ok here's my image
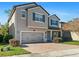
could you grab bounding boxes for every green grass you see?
[0,44,31,56]
[63,41,79,45]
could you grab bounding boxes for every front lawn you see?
[63,41,79,45]
[0,44,31,56]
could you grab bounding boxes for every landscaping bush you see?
[0,46,10,52]
[53,37,62,43]
[9,39,20,47]
[0,48,3,52]
[0,34,3,43]
[3,34,13,43]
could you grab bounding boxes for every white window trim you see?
[49,19,59,27]
[20,10,27,19]
[34,12,45,23]
[28,26,48,29]
[34,12,44,15]
[34,21,45,23]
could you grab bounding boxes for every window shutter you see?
[51,19,52,25]
[43,15,45,22]
[33,13,35,21]
[56,21,58,25]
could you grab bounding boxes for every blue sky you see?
[0,2,79,24]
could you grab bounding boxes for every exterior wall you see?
[28,6,48,29]
[15,6,49,41]
[15,8,28,40]
[62,30,72,41]
[63,31,79,41]
[71,32,79,41]
[8,12,16,37]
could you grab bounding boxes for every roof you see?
[13,2,38,8]
[8,2,50,22]
[49,14,60,20]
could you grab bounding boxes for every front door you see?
[47,31,51,42]
[52,31,60,40]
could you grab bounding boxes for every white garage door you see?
[21,31,44,44]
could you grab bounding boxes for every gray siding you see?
[9,12,16,37]
[28,6,48,29]
[15,6,49,40]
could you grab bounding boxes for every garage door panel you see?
[21,32,44,44]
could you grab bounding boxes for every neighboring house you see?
[8,2,61,44]
[62,19,79,41]
[60,22,72,41]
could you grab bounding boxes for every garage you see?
[20,31,45,44]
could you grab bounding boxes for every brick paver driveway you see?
[22,43,79,53]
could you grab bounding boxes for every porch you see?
[46,29,62,42]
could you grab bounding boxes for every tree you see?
[1,23,8,43]
[0,22,13,43]
[5,9,12,16]
[0,9,13,43]
[1,23,8,35]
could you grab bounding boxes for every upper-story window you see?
[17,10,27,18]
[33,13,45,22]
[50,19,59,27]
[20,10,26,18]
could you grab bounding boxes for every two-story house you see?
[8,2,61,44]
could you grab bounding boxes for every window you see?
[53,31,61,37]
[21,10,26,17]
[53,32,58,37]
[17,10,27,18]
[33,13,45,22]
[50,19,58,27]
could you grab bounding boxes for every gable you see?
[8,2,38,22]
[15,3,37,9]
[49,14,60,21]
[28,6,49,15]
[38,5,50,15]
[14,2,37,8]
[8,2,50,22]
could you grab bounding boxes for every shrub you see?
[9,39,20,47]
[0,46,10,52]
[0,48,3,52]
[53,37,62,43]
[3,34,13,43]
[3,46,10,51]
[0,34,3,43]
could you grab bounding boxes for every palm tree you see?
[5,9,12,16]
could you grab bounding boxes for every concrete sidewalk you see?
[12,48,79,57]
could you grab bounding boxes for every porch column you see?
[50,30,52,41]
[60,30,63,38]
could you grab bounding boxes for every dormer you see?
[48,14,60,29]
